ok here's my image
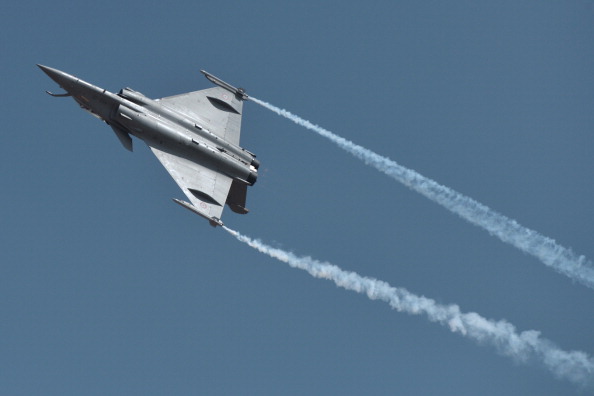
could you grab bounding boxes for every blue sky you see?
[2,1,594,394]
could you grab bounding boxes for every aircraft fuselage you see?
[38,65,258,187]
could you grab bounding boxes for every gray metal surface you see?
[38,65,258,227]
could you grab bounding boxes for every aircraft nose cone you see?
[37,64,61,80]
[37,64,77,89]
[37,64,51,73]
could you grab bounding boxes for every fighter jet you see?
[38,65,259,227]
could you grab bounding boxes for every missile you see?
[172,198,224,227]
[200,70,248,100]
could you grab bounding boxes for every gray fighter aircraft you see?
[38,65,259,227]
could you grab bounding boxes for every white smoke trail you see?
[223,226,594,388]
[249,96,594,290]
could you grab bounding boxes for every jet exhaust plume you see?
[223,226,594,388]
[249,97,594,290]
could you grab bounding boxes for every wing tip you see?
[172,198,224,227]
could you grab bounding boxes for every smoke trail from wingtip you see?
[249,97,594,290]
[222,225,594,388]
